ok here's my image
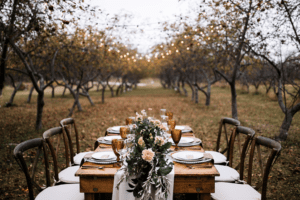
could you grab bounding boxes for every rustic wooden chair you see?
[205,117,241,164]
[215,126,255,182]
[43,127,80,184]
[211,136,282,200]
[13,138,83,200]
[60,118,93,165]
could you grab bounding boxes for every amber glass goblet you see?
[126,118,133,125]
[166,112,173,120]
[120,127,130,139]
[167,119,176,131]
[171,129,182,151]
[112,139,125,161]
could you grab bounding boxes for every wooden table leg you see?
[84,193,95,200]
[199,193,210,200]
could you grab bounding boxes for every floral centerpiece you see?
[117,110,173,200]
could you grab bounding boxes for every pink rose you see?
[142,149,155,162]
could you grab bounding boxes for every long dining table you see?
[75,127,220,200]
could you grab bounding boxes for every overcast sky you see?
[86,0,198,54]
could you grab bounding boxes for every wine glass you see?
[167,119,176,131]
[112,139,125,161]
[120,127,130,139]
[166,112,173,120]
[126,118,133,125]
[160,109,166,118]
[171,129,182,151]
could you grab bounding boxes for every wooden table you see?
[76,132,220,200]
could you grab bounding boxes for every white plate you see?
[103,136,122,141]
[92,151,116,160]
[172,151,204,161]
[175,125,192,133]
[107,126,125,133]
[169,137,194,144]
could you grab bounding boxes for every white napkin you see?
[112,166,174,200]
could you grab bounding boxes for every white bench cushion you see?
[73,151,94,165]
[211,182,261,200]
[205,151,227,164]
[36,184,84,200]
[59,166,80,183]
[215,165,240,182]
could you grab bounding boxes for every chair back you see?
[13,138,54,200]
[43,127,70,178]
[245,136,281,200]
[60,118,81,165]
[228,126,255,168]
[215,117,241,160]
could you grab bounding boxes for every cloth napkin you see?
[112,166,174,200]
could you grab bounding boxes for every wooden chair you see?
[215,126,255,182]
[43,127,80,184]
[60,118,93,165]
[13,138,83,200]
[205,117,241,164]
[211,136,282,200]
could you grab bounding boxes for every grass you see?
[0,80,299,199]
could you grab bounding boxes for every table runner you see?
[112,166,174,200]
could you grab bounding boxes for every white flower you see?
[138,137,145,147]
[132,124,137,129]
[135,114,143,121]
[141,109,147,116]
[154,120,161,126]
[155,136,165,146]
[159,124,167,131]
[142,149,155,162]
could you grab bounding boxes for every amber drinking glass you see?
[112,139,125,161]
[167,119,176,131]
[120,127,130,139]
[171,129,182,151]
[126,118,133,125]
[166,112,173,120]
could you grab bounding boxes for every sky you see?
[86,0,198,54]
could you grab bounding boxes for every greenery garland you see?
[117,110,173,200]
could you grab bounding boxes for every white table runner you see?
[112,166,174,200]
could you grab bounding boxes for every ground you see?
[0,79,299,199]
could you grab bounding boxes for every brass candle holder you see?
[120,127,130,139]
[112,139,124,162]
[171,129,182,151]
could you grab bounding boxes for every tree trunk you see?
[6,82,22,107]
[27,86,34,103]
[194,85,198,104]
[186,81,195,101]
[230,83,238,120]
[0,39,9,96]
[51,85,55,98]
[102,85,106,103]
[110,87,114,97]
[62,86,67,96]
[36,92,45,130]
[182,81,188,97]
[85,93,94,106]
[205,83,211,106]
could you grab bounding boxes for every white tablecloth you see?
[112,166,174,200]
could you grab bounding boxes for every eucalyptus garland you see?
[117,110,173,200]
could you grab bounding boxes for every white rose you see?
[154,136,165,146]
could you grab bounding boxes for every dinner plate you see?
[107,126,125,133]
[169,137,194,144]
[103,136,122,141]
[172,157,211,164]
[92,151,117,160]
[175,125,193,133]
[172,151,204,161]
